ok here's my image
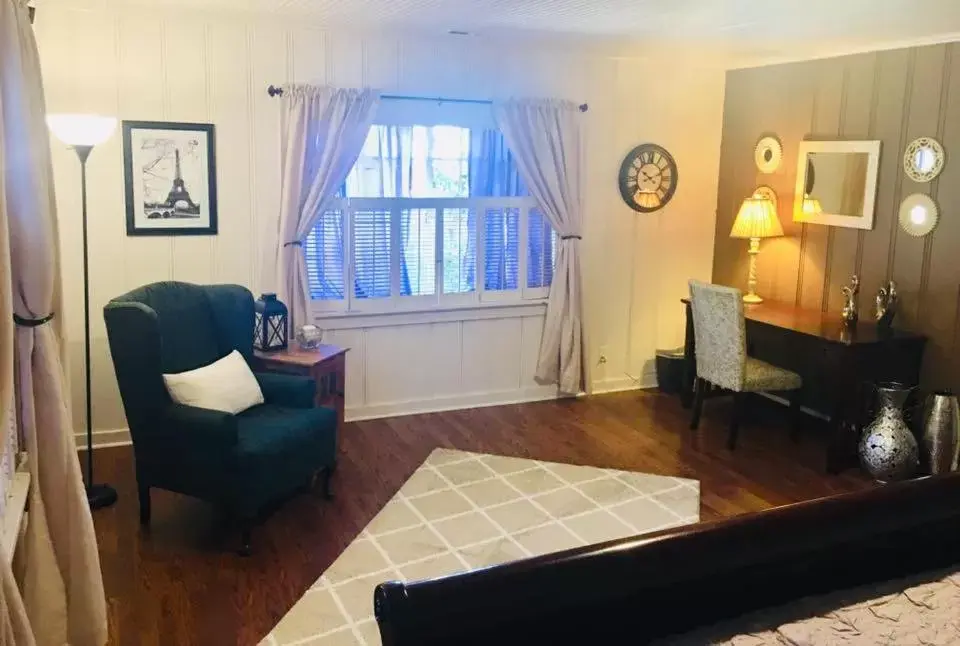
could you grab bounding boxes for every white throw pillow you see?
[163,350,264,414]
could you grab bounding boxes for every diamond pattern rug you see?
[261,449,700,646]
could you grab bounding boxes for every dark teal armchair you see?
[103,281,337,554]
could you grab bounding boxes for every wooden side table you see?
[253,344,349,428]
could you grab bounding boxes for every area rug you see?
[261,449,700,646]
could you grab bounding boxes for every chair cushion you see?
[236,404,336,459]
[744,357,803,392]
[163,350,264,414]
[233,404,338,512]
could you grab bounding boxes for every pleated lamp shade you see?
[730,197,783,239]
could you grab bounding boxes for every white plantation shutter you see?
[353,209,392,299]
[527,207,557,290]
[484,207,519,291]
[442,208,476,294]
[305,210,345,301]
[400,208,436,296]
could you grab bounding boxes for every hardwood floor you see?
[88,390,871,646]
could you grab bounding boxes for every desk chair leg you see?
[789,391,804,443]
[728,392,746,450]
[690,378,705,430]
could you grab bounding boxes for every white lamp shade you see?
[730,197,784,239]
[47,114,117,146]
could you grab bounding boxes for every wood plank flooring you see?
[87,390,871,646]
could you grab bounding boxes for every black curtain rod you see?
[266,85,588,112]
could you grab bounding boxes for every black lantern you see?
[254,293,288,351]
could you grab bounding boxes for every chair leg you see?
[690,378,706,430]
[138,484,151,527]
[789,390,804,443]
[728,392,746,450]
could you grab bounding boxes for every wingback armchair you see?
[103,281,337,553]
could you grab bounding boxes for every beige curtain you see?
[494,99,585,394]
[1,1,108,645]
[276,85,379,328]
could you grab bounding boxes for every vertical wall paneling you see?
[715,41,960,392]
[37,6,726,437]
[825,53,877,315]
[891,45,948,328]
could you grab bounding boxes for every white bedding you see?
[660,567,960,645]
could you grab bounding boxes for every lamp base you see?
[742,293,763,304]
[87,483,118,510]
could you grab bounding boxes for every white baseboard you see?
[78,378,656,448]
[591,369,657,394]
[75,428,132,450]
[346,386,564,422]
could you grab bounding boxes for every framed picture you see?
[122,121,218,236]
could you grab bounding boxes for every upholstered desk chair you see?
[104,281,338,554]
[687,280,803,449]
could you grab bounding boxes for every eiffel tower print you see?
[162,149,200,216]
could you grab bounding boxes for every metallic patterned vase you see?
[921,392,960,474]
[858,382,919,482]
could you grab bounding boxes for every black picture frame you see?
[122,120,218,236]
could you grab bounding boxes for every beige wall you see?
[34,6,725,443]
[714,42,960,392]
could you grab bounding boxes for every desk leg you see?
[681,302,696,409]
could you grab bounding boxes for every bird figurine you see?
[875,280,898,328]
[841,275,860,326]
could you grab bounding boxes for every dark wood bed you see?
[373,471,960,645]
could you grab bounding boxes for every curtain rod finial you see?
[268,85,284,97]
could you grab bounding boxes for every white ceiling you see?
[49,0,960,64]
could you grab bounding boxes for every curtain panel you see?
[494,98,585,394]
[276,84,380,328]
[1,1,108,644]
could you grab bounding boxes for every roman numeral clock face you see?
[618,144,678,213]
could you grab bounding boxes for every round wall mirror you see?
[903,137,945,183]
[898,193,939,237]
[755,136,782,173]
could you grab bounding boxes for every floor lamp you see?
[47,114,119,510]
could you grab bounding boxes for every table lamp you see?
[729,196,783,303]
[47,113,119,510]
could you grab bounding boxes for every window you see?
[306,122,557,313]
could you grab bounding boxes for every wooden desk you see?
[253,344,349,429]
[680,299,926,472]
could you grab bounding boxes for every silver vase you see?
[921,392,960,474]
[858,383,919,482]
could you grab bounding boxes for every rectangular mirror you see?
[793,140,881,230]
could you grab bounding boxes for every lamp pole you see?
[73,143,117,510]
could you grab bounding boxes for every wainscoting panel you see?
[36,4,726,434]
[715,42,960,391]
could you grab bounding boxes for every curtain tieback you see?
[13,312,55,328]
[560,235,582,240]
[283,240,303,247]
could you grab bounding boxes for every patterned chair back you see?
[688,280,746,392]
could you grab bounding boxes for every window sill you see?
[312,300,548,329]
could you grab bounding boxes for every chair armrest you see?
[161,403,239,453]
[255,372,316,408]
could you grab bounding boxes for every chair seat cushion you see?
[744,357,803,392]
[236,404,336,458]
[233,404,338,513]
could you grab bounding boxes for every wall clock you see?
[618,143,678,213]
[903,137,945,183]
[755,136,783,173]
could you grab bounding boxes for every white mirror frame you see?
[793,140,882,230]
